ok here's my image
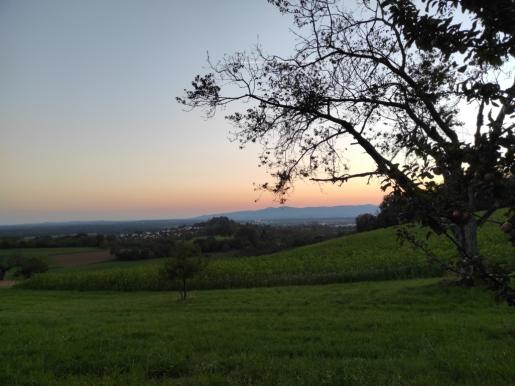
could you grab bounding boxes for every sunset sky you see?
[0,0,383,225]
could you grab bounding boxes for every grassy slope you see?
[1,279,514,386]
[19,210,513,291]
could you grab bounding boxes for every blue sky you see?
[0,0,382,224]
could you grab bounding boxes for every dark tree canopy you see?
[178,0,515,302]
[356,213,377,232]
[385,0,515,65]
[160,244,205,301]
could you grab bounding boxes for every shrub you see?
[13,257,49,278]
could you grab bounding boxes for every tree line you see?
[0,233,110,249]
[110,217,349,261]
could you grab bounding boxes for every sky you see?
[0,0,383,225]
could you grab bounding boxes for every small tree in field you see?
[160,244,205,301]
[178,0,515,303]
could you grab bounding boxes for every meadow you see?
[17,212,513,291]
[1,279,514,385]
[1,212,514,385]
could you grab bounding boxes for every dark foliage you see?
[110,238,175,261]
[384,0,515,66]
[15,257,49,279]
[0,255,49,279]
[193,217,347,255]
[107,216,346,261]
[356,214,378,232]
[357,191,417,231]
[195,217,237,237]
[0,233,108,249]
[160,244,206,300]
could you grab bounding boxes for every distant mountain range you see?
[0,204,378,237]
[194,204,378,222]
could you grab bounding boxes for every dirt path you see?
[0,280,16,288]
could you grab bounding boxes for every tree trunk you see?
[182,279,187,300]
[453,219,481,286]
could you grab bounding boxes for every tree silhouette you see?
[178,0,514,303]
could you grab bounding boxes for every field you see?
[1,279,514,385]
[17,211,513,291]
[2,212,513,385]
[0,247,100,260]
[0,247,110,268]
[50,249,112,267]
[0,247,111,282]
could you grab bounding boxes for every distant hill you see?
[0,204,378,237]
[193,204,378,222]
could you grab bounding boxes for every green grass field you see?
[18,211,513,291]
[1,211,514,385]
[1,279,514,385]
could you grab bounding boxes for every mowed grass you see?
[18,211,513,291]
[1,279,514,386]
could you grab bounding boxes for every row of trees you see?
[0,234,111,249]
[110,238,175,261]
[193,217,346,255]
[110,217,346,261]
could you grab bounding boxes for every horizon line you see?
[0,203,379,227]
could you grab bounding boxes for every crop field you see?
[18,211,513,291]
[0,247,110,267]
[0,247,100,262]
[50,249,112,267]
[1,279,514,386]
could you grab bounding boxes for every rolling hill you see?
[17,210,512,291]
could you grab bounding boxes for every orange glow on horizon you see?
[1,175,383,223]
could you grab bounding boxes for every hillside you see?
[18,210,513,291]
